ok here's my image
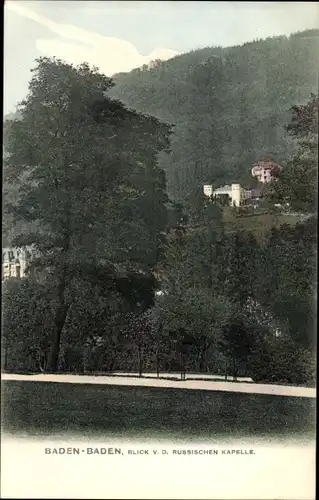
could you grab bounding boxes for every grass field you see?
[2,380,315,442]
[222,209,306,237]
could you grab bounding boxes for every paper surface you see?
[1,438,316,499]
[2,1,317,499]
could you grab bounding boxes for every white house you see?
[2,247,33,281]
[204,184,251,207]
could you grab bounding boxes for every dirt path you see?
[2,373,315,398]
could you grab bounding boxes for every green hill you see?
[109,29,319,200]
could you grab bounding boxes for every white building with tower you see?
[203,184,214,198]
[203,184,251,207]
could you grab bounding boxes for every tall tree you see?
[4,57,171,371]
[265,93,318,213]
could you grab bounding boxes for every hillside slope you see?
[110,29,319,200]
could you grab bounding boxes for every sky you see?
[4,1,319,114]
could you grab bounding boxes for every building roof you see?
[214,185,232,193]
[252,160,282,171]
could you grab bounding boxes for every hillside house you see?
[251,160,282,183]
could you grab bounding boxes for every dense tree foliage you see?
[4,57,171,371]
[2,278,55,372]
[253,218,317,351]
[265,93,318,212]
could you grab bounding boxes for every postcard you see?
[2,1,317,499]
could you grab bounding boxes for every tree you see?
[155,284,232,379]
[122,309,156,377]
[253,220,317,351]
[265,93,318,213]
[250,330,316,387]
[155,193,232,378]
[2,278,56,372]
[218,230,258,307]
[4,57,171,372]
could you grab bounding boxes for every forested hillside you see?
[110,29,319,200]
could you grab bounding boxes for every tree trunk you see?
[245,355,248,377]
[156,344,160,378]
[38,352,47,373]
[47,264,69,372]
[108,359,115,373]
[180,351,186,381]
[199,339,207,372]
[47,306,68,372]
[138,345,143,377]
[209,238,215,289]
[232,356,237,381]
[47,222,71,373]
[3,346,8,371]
[83,347,87,374]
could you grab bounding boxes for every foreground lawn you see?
[1,380,315,442]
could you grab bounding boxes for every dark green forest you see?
[110,29,319,200]
[2,30,318,386]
